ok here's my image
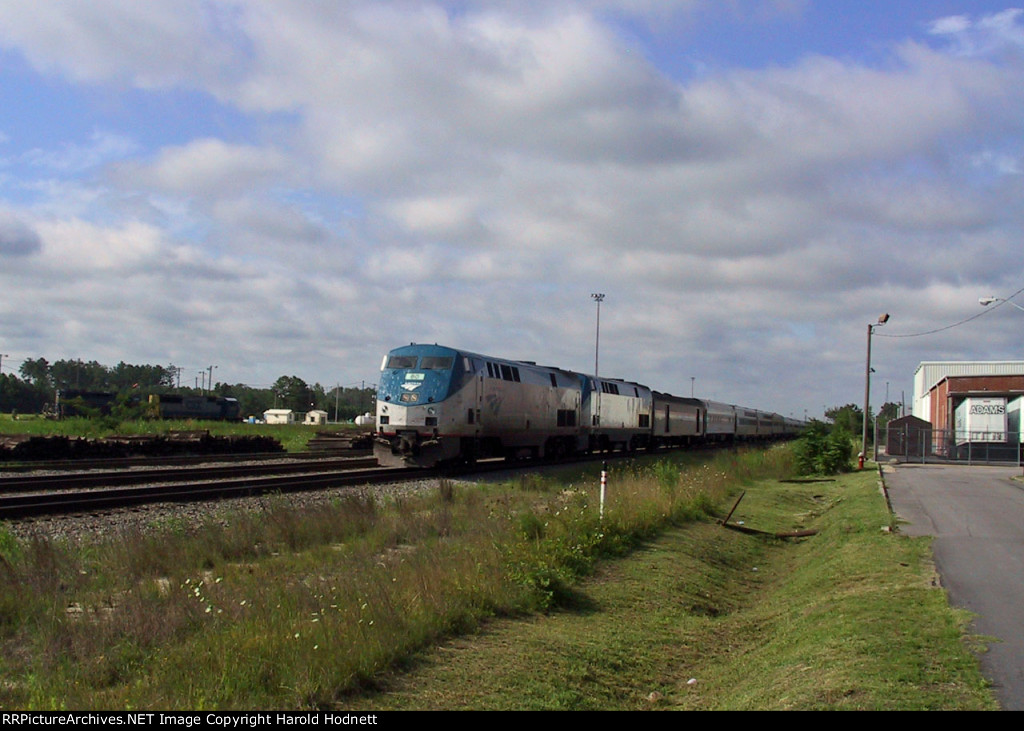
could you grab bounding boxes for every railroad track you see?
[0,456,378,494]
[0,446,669,521]
[0,449,371,473]
[0,464,431,520]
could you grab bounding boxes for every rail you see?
[0,465,427,519]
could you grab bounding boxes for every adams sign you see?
[956,397,1007,442]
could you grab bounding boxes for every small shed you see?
[886,416,932,457]
[304,410,329,426]
[263,409,295,425]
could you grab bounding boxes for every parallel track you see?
[0,465,431,520]
[0,440,764,521]
[0,449,370,473]
[0,456,378,494]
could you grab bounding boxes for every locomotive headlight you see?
[427,407,436,415]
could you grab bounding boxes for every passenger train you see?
[374,343,803,468]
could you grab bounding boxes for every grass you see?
[0,415,364,453]
[0,446,998,710]
[346,468,995,710]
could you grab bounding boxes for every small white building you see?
[304,410,329,426]
[263,409,295,425]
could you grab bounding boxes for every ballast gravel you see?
[1,476,454,545]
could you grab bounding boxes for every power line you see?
[875,284,1024,339]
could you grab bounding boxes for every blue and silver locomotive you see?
[374,343,655,467]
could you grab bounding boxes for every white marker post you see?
[599,461,607,521]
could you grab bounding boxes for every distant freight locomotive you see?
[374,343,802,468]
[53,390,240,421]
[147,394,241,421]
[54,390,123,418]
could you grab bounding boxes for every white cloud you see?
[0,210,41,256]
[385,194,485,239]
[0,0,243,90]
[36,218,168,273]
[929,8,1024,57]
[0,2,1022,415]
[117,139,291,198]
[971,148,1023,176]
[929,15,972,37]
[24,131,139,174]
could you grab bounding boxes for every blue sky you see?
[612,2,1008,72]
[1,1,1023,419]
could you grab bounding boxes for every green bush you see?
[795,421,854,475]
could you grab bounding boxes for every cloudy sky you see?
[1,1,1022,419]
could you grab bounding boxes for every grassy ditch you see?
[0,447,996,710]
[347,469,996,710]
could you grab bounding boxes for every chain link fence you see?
[878,423,1023,466]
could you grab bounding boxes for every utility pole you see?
[862,314,890,467]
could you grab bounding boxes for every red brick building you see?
[929,375,1024,431]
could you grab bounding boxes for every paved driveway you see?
[884,463,1024,710]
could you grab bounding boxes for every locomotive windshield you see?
[420,356,454,370]
[385,355,418,369]
[384,355,454,370]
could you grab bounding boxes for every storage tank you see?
[354,412,375,427]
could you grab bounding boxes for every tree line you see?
[0,358,375,422]
[824,402,902,437]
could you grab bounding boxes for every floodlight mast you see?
[591,293,605,379]
[591,293,605,426]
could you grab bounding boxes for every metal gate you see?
[879,423,1023,466]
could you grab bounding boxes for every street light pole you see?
[862,314,889,468]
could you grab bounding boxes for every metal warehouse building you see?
[913,361,1024,422]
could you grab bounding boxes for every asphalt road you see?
[884,463,1024,710]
